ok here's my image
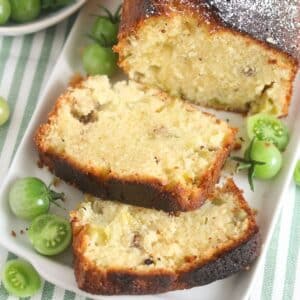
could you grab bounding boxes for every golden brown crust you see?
[73,233,260,294]
[115,0,298,117]
[35,137,235,212]
[281,64,299,116]
[117,0,299,62]
[35,89,237,212]
[71,179,260,295]
[205,1,300,61]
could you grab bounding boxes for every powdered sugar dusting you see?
[144,0,210,17]
[144,0,158,17]
[208,0,300,58]
[143,0,299,59]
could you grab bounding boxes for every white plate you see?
[0,0,86,36]
[0,0,300,299]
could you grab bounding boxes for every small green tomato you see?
[249,140,282,180]
[294,160,300,186]
[2,259,41,297]
[0,0,11,25]
[0,97,10,126]
[9,177,64,220]
[10,0,41,23]
[82,43,118,76]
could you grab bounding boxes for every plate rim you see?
[0,0,87,36]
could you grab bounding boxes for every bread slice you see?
[115,0,298,116]
[70,179,260,295]
[35,75,236,212]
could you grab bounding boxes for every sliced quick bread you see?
[115,0,298,116]
[70,179,260,295]
[35,75,236,212]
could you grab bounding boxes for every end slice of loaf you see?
[35,75,236,212]
[115,0,298,116]
[70,179,260,295]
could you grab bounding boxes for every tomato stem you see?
[97,4,122,24]
[248,165,255,191]
[87,33,113,48]
[49,189,64,201]
[231,138,266,192]
[47,186,66,210]
[114,4,122,22]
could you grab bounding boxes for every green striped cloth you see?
[0,16,299,300]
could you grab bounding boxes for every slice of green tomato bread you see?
[70,179,260,295]
[35,75,236,212]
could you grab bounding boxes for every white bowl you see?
[0,0,87,36]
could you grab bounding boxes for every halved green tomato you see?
[247,113,289,151]
[28,214,72,256]
[2,259,41,297]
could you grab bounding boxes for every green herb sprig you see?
[96,4,122,24]
[231,138,265,191]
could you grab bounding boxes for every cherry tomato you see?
[249,140,282,180]
[247,113,289,151]
[10,0,41,23]
[2,259,41,297]
[0,0,11,25]
[28,214,72,256]
[82,43,118,76]
[9,177,64,220]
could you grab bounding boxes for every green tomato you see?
[2,259,41,297]
[82,43,118,76]
[247,113,289,151]
[9,177,64,220]
[0,0,11,25]
[28,214,72,256]
[249,140,282,179]
[294,160,300,186]
[41,0,72,10]
[10,0,41,23]
[91,16,119,46]
[0,97,10,126]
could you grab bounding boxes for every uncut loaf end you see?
[115,0,298,116]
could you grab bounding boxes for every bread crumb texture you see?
[71,184,252,271]
[116,14,296,116]
[38,75,234,189]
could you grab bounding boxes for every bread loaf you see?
[70,179,260,295]
[35,75,236,212]
[115,0,299,116]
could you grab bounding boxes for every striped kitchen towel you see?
[0,16,299,300]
